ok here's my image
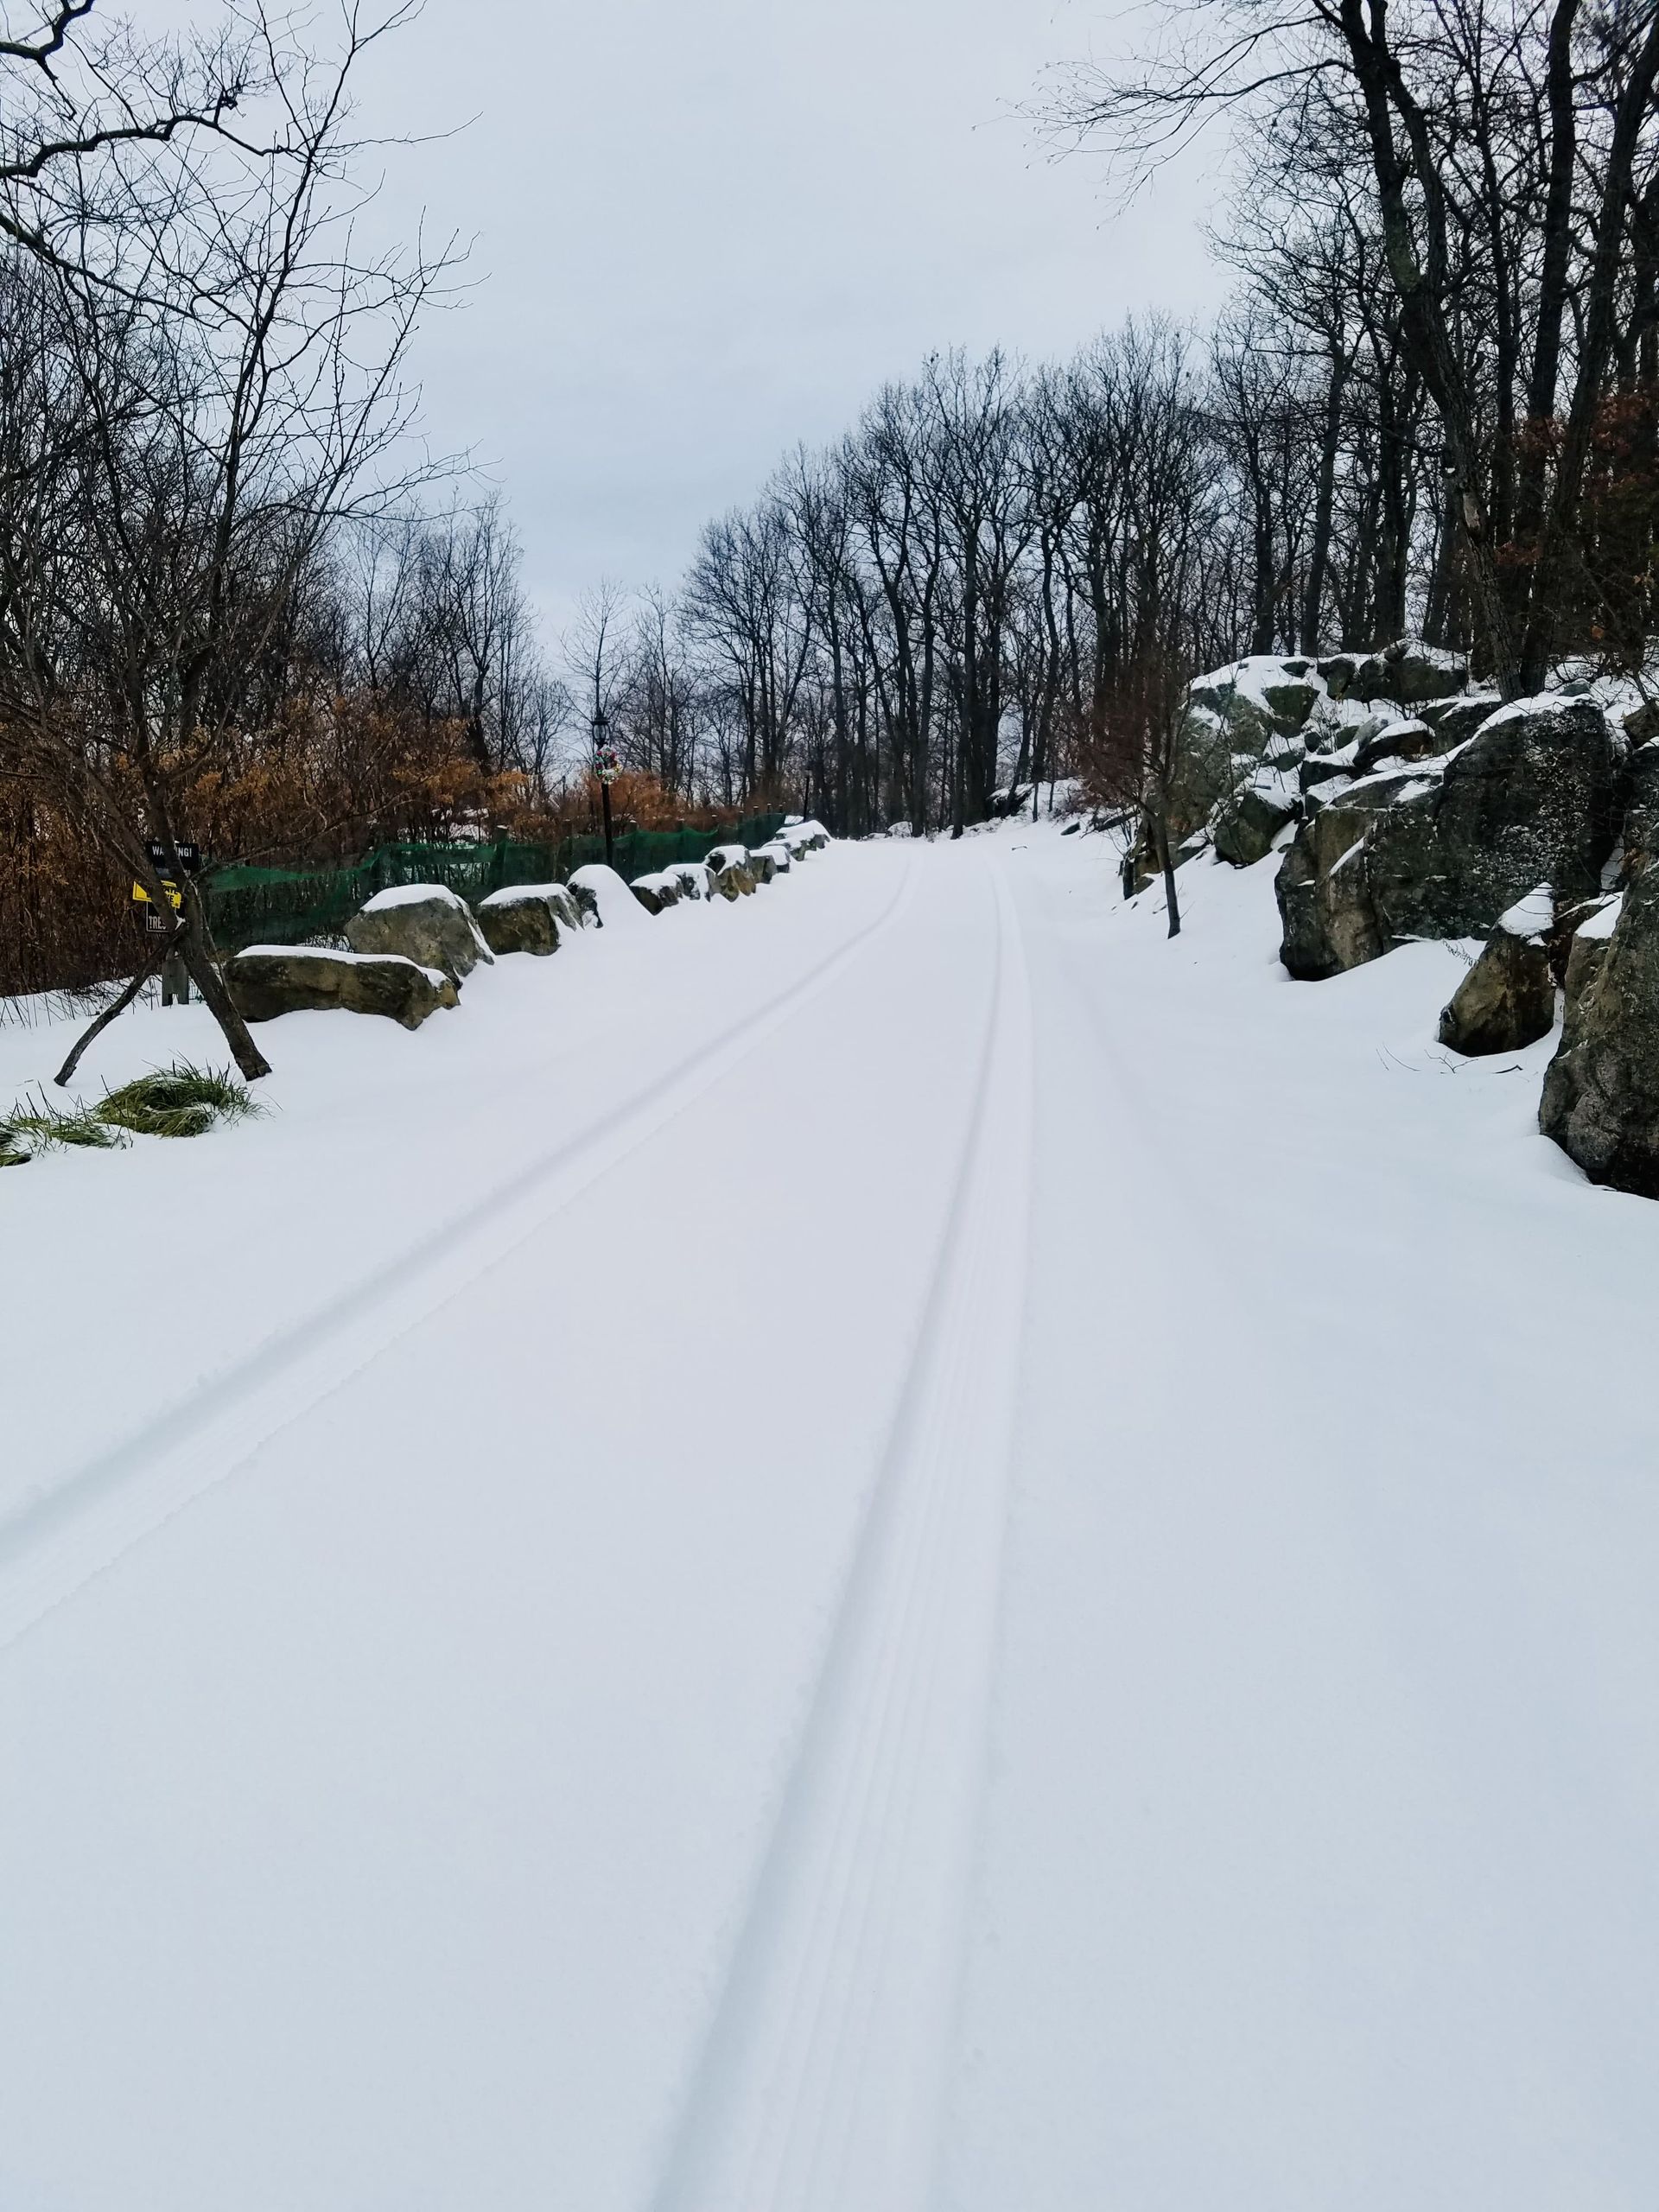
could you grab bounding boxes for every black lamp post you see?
[592,707,617,866]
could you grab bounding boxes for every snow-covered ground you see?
[1,826,1654,2208]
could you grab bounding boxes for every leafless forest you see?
[2,0,1656,1004]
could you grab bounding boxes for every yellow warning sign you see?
[131,879,183,908]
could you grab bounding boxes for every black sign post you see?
[140,838,203,1005]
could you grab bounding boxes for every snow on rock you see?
[1213,768,1301,868]
[568,862,657,931]
[1322,636,1467,706]
[706,845,758,898]
[1353,716,1442,775]
[475,884,572,957]
[629,871,680,914]
[752,840,792,874]
[1497,884,1556,941]
[226,945,458,1029]
[1276,694,1623,980]
[1576,890,1626,940]
[346,882,492,981]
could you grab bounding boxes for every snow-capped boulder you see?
[1437,887,1556,1057]
[1324,638,1466,706]
[1540,874,1659,1195]
[1213,771,1300,868]
[226,946,458,1029]
[1420,691,1502,747]
[747,849,778,885]
[753,840,791,874]
[629,870,678,914]
[475,884,570,957]
[1276,766,1441,977]
[1352,716,1441,777]
[569,863,655,931]
[1382,639,1469,705]
[1189,657,1319,752]
[706,844,757,899]
[671,862,711,901]
[1300,746,1358,796]
[1275,694,1623,979]
[345,882,492,982]
[1435,694,1623,916]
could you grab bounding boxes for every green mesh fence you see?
[203,817,790,951]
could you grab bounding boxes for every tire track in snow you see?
[649,852,1033,2212]
[0,860,917,1649]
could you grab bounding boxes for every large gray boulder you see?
[475,884,571,956]
[1540,877,1659,1194]
[706,844,757,899]
[226,946,458,1029]
[629,872,676,914]
[1557,899,1622,1050]
[1275,694,1623,979]
[1352,717,1440,776]
[1438,888,1555,1056]
[1420,691,1501,745]
[1330,638,1467,706]
[345,882,492,982]
[1434,694,1622,917]
[1213,775,1300,868]
[1382,639,1469,705]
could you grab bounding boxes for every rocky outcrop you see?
[1618,742,1659,880]
[1320,639,1466,705]
[707,845,757,899]
[1435,695,1622,913]
[747,849,778,886]
[1420,692,1501,747]
[1275,694,1624,979]
[345,883,492,982]
[226,946,458,1028]
[1557,899,1622,1050]
[1213,774,1300,867]
[630,876,668,915]
[1540,874,1659,1194]
[1352,717,1440,776]
[1438,888,1556,1056]
[475,884,569,956]
[753,840,792,874]
[671,862,711,900]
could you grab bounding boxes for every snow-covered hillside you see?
[1,825,1654,2209]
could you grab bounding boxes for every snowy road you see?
[3,830,1656,2208]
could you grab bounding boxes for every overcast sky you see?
[352,0,1217,636]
